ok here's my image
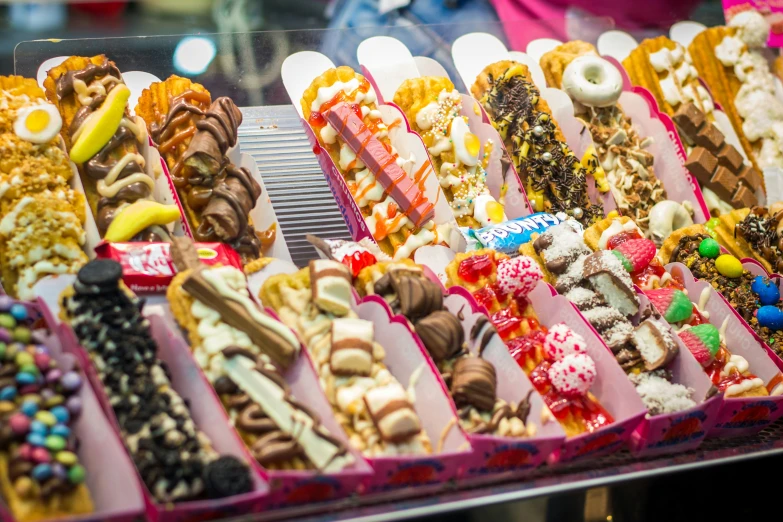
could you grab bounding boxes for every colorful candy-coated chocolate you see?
[0,385,16,401]
[34,353,51,371]
[32,463,52,481]
[65,396,82,416]
[45,435,66,451]
[50,405,69,423]
[0,314,15,329]
[715,254,743,278]
[52,463,67,480]
[15,372,35,385]
[752,276,781,306]
[51,424,70,438]
[13,327,31,343]
[21,401,38,417]
[45,368,62,383]
[55,451,77,466]
[14,351,33,366]
[26,432,46,447]
[19,363,39,376]
[29,420,48,436]
[44,394,64,408]
[19,385,40,395]
[14,477,33,497]
[31,446,51,464]
[0,295,13,312]
[35,410,57,426]
[17,444,33,460]
[758,305,783,331]
[0,330,10,344]
[10,304,27,321]
[0,401,14,414]
[698,237,720,259]
[60,371,82,391]
[9,412,31,434]
[68,464,86,484]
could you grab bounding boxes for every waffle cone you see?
[582,215,635,251]
[393,76,455,128]
[658,224,709,264]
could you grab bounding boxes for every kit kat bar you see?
[323,101,434,227]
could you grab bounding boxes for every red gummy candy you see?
[613,238,656,274]
[457,254,495,284]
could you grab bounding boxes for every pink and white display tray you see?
[666,263,783,438]
[0,300,145,522]
[246,260,472,496]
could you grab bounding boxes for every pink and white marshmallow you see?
[496,256,543,299]
[548,353,596,398]
[544,323,587,361]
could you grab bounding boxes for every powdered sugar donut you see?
[544,323,587,361]
[548,353,596,398]
[496,256,543,299]
[562,55,623,108]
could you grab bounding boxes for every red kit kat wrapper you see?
[94,241,242,293]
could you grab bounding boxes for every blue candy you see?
[472,212,564,255]
[26,432,46,447]
[757,305,783,331]
[0,386,16,401]
[29,420,48,436]
[9,304,27,321]
[20,401,38,417]
[751,276,781,306]
[50,406,70,424]
[15,372,36,385]
[51,424,71,438]
[32,463,52,481]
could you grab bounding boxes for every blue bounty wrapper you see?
[470,213,564,255]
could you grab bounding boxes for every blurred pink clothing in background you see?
[490,0,703,48]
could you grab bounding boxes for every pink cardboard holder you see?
[523,38,710,223]
[352,296,473,494]
[451,32,615,215]
[155,309,374,510]
[413,246,647,464]
[244,260,473,496]
[628,291,723,457]
[43,286,271,522]
[666,263,783,438]
[0,300,145,522]
[357,36,532,218]
[438,285,566,480]
[280,51,464,256]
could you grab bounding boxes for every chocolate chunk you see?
[582,251,639,316]
[415,310,464,362]
[738,164,762,191]
[716,144,744,174]
[672,102,706,138]
[77,259,122,288]
[213,376,238,395]
[545,257,570,274]
[710,166,739,201]
[633,319,678,371]
[183,97,242,176]
[731,185,758,209]
[202,456,253,499]
[390,274,443,321]
[533,233,553,254]
[684,147,718,185]
[694,123,724,151]
[450,357,497,412]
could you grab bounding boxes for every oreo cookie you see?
[76,259,123,294]
[203,456,253,498]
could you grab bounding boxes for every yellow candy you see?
[485,201,505,223]
[104,200,181,242]
[70,84,131,164]
[607,210,620,219]
[715,254,743,278]
[581,146,610,193]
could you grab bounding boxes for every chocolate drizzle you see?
[480,68,602,225]
[736,207,783,273]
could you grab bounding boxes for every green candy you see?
[44,434,66,451]
[690,324,721,356]
[0,314,15,329]
[68,464,86,484]
[14,351,34,366]
[665,290,694,323]
[698,238,720,259]
[12,327,31,344]
[611,250,633,272]
[0,343,6,360]
[18,363,39,376]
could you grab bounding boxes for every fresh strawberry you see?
[645,287,693,323]
[679,324,721,367]
[612,239,656,274]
